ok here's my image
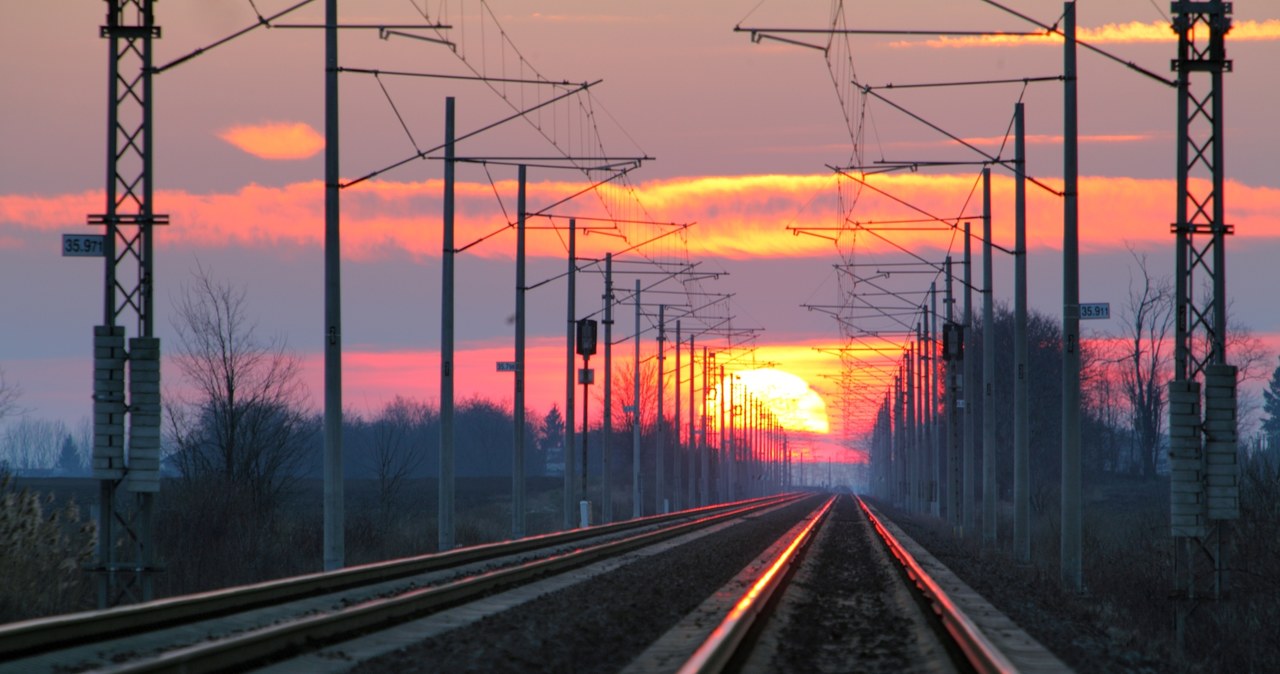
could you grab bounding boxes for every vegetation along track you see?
[0,494,797,673]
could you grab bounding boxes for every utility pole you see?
[656,305,667,513]
[727,372,736,501]
[1013,102,1031,564]
[513,165,527,539]
[602,253,614,523]
[906,341,916,512]
[1170,0,1235,643]
[92,0,166,605]
[701,346,710,505]
[632,279,642,518]
[564,218,577,530]
[982,167,997,549]
[323,0,344,571]
[689,335,697,507]
[674,321,682,511]
[930,282,940,518]
[963,220,975,536]
[944,255,961,529]
[1061,2,1082,591]
[439,97,456,551]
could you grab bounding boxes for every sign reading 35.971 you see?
[62,234,106,257]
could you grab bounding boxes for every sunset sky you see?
[3,1,1279,466]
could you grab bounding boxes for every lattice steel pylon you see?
[1168,0,1234,637]
[88,0,166,607]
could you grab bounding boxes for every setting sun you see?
[729,369,830,435]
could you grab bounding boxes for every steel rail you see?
[86,493,804,674]
[856,497,1018,674]
[676,495,837,674]
[0,494,788,660]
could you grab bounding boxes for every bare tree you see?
[0,368,19,424]
[166,266,314,511]
[1,419,68,471]
[607,359,665,434]
[363,396,432,521]
[1115,247,1174,478]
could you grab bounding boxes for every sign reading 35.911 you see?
[62,234,106,257]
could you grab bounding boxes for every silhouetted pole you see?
[719,363,726,501]
[700,346,710,505]
[656,304,667,513]
[1014,101,1031,564]
[1061,1,1083,592]
[323,0,344,571]
[439,97,456,551]
[674,320,682,511]
[930,281,940,517]
[602,253,614,523]
[945,255,959,529]
[906,341,916,511]
[513,164,527,539]
[564,218,577,530]
[982,167,997,548]
[689,335,697,507]
[632,279,642,518]
[728,371,736,501]
[963,220,975,535]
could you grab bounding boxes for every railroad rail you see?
[668,493,1070,674]
[0,493,799,673]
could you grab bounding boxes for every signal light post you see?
[577,318,598,527]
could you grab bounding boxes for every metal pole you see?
[701,346,709,505]
[513,165,527,539]
[982,167,997,548]
[945,256,957,528]
[930,282,940,518]
[439,97,456,551]
[963,220,975,536]
[581,353,590,525]
[1014,101,1031,564]
[602,254,614,523]
[689,335,697,507]
[564,218,577,530]
[323,0,344,571]
[674,321,682,511]
[656,304,666,514]
[906,342,916,512]
[719,363,726,501]
[728,373,737,501]
[633,279,642,518]
[1061,1,1083,592]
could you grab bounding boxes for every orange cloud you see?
[895,19,1280,48]
[3,174,1278,261]
[889,133,1155,150]
[219,122,325,160]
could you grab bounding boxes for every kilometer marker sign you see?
[62,234,106,257]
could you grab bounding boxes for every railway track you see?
[0,494,798,673]
[0,493,1069,673]
[659,494,1071,674]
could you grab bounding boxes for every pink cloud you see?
[218,122,324,160]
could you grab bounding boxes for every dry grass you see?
[0,472,96,622]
